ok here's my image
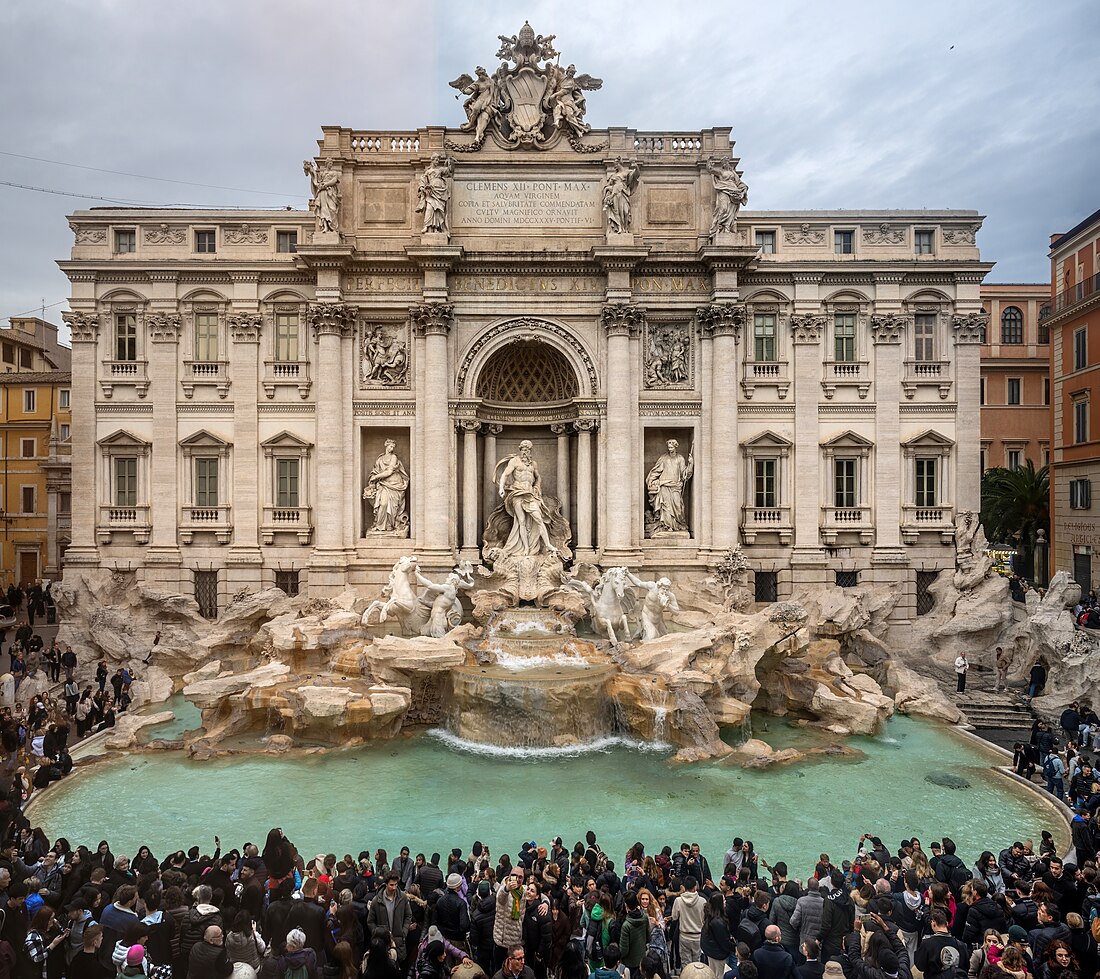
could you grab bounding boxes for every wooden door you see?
[18,551,38,586]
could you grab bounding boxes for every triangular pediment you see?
[96,429,150,449]
[742,429,792,450]
[821,430,874,450]
[179,429,230,449]
[902,429,955,449]
[260,430,312,450]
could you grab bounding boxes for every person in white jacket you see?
[955,653,969,693]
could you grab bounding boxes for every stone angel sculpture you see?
[448,66,501,145]
[602,158,639,234]
[545,64,602,138]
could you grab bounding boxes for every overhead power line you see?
[0,150,306,199]
[0,179,301,209]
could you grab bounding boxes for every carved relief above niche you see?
[360,321,410,388]
[643,321,693,389]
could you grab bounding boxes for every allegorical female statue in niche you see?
[363,439,410,537]
[646,438,694,536]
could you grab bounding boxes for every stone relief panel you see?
[224,224,269,245]
[144,224,186,245]
[943,226,979,245]
[861,224,905,245]
[784,224,825,246]
[360,322,410,388]
[643,321,693,389]
[70,225,106,244]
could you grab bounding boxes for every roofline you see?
[1050,206,1100,255]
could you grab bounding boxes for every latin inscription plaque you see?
[452,179,602,231]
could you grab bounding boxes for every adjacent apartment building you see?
[1048,206,1100,592]
[980,283,1051,473]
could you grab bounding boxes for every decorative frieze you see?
[643,322,692,388]
[144,224,186,245]
[861,224,905,245]
[942,226,979,245]
[637,401,702,416]
[308,302,355,338]
[70,225,106,244]
[600,301,646,337]
[361,322,410,387]
[784,224,825,246]
[224,224,269,245]
[408,301,454,337]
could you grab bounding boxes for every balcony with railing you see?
[740,505,793,545]
[262,505,313,545]
[902,360,952,399]
[97,504,151,544]
[179,505,233,545]
[821,360,871,400]
[740,360,791,400]
[100,359,149,398]
[1050,272,1100,319]
[182,360,231,399]
[821,505,874,546]
[901,503,955,544]
[263,360,312,399]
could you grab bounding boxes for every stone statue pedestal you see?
[648,529,691,541]
[606,231,635,245]
[419,231,450,246]
[363,527,410,541]
[713,230,742,247]
[312,230,342,245]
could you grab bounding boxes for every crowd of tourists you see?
[0,815,1092,979]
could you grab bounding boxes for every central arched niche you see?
[475,339,579,404]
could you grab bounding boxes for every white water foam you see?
[491,650,591,670]
[427,728,673,759]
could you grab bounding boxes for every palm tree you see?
[980,461,1049,580]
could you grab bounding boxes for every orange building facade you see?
[1048,207,1100,592]
[980,283,1051,473]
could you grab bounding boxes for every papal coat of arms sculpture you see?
[447,21,604,152]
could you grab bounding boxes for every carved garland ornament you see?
[784,224,825,246]
[224,224,269,245]
[144,224,186,245]
[457,318,597,397]
[952,310,989,345]
[70,225,106,245]
[789,313,826,344]
[862,224,905,245]
[942,226,979,245]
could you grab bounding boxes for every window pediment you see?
[97,429,151,451]
[902,429,954,449]
[261,430,313,452]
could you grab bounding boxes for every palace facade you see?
[59,28,991,620]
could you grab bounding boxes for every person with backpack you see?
[915,910,967,979]
[280,927,320,979]
[1044,754,1067,801]
[815,872,854,961]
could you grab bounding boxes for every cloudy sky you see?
[1,0,1097,334]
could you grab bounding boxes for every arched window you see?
[1001,306,1024,344]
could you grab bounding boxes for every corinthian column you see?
[551,422,571,523]
[410,301,455,560]
[600,302,646,560]
[574,418,597,560]
[309,302,353,573]
[953,311,987,513]
[60,311,101,567]
[458,419,480,559]
[696,302,744,553]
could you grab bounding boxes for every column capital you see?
[870,312,907,344]
[409,301,454,337]
[695,301,745,339]
[456,418,481,433]
[309,301,355,338]
[574,417,599,432]
[63,310,100,343]
[952,310,989,345]
[229,312,263,343]
[789,313,826,344]
[147,312,182,343]
[550,422,571,435]
[483,423,504,436]
[600,301,646,338]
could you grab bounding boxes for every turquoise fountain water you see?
[34,714,1063,874]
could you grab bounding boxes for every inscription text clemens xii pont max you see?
[452,179,602,229]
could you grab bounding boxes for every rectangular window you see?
[979,377,986,405]
[1071,479,1092,510]
[195,230,216,253]
[194,570,219,620]
[115,313,137,361]
[19,438,34,459]
[21,486,34,514]
[755,230,776,254]
[1007,449,1022,470]
[914,230,935,255]
[276,231,298,253]
[22,389,35,413]
[980,448,987,472]
[114,230,136,254]
[1038,320,1050,345]
[1007,378,1021,405]
[59,491,71,514]
[915,458,937,507]
[275,311,300,362]
[59,388,70,408]
[194,311,219,362]
[1075,400,1089,444]
[754,571,778,604]
[834,313,856,362]
[753,314,777,362]
[275,570,301,596]
[834,230,854,254]
[19,348,31,369]
[834,458,857,507]
[194,457,219,507]
[1075,327,1088,370]
[1044,377,1051,406]
[59,424,70,442]
[114,457,137,507]
[835,570,859,588]
[276,458,300,508]
[754,458,777,508]
[916,570,939,616]
[914,313,935,362]
[1,342,12,364]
